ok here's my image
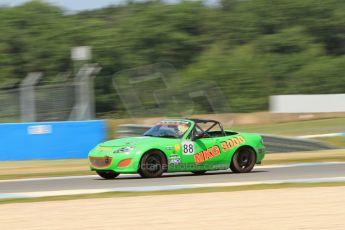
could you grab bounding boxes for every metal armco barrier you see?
[0,120,106,161]
[260,134,336,153]
[116,124,337,153]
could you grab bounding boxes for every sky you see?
[0,0,217,11]
[0,0,189,11]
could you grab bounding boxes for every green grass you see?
[262,149,345,165]
[317,136,345,148]
[0,159,91,180]
[0,171,92,180]
[108,117,345,138]
[1,182,344,205]
[263,156,345,165]
[231,117,345,136]
[230,117,345,148]
[109,117,345,146]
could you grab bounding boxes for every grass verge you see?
[231,117,345,148]
[1,182,344,205]
[262,149,345,165]
[0,159,91,180]
[317,136,345,148]
[109,117,345,147]
[231,117,345,136]
[0,171,92,180]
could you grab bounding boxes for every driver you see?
[177,124,189,137]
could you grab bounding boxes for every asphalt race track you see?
[1,163,345,195]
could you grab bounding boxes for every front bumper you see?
[89,156,113,168]
[88,152,139,173]
[256,146,266,163]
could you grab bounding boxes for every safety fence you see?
[0,88,20,123]
[0,64,100,123]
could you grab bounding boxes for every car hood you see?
[99,136,171,147]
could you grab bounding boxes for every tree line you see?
[0,0,344,115]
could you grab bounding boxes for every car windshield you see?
[144,120,191,138]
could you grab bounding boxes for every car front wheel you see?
[139,151,166,178]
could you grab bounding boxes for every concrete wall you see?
[0,120,106,161]
[270,94,345,113]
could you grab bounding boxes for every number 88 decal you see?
[182,141,194,155]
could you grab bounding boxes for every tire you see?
[139,151,167,178]
[191,170,207,175]
[96,170,120,179]
[230,147,256,173]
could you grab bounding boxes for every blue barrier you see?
[0,120,106,161]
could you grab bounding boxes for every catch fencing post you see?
[19,72,42,122]
[69,64,101,120]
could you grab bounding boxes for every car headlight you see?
[114,146,134,153]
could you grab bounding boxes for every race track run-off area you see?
[1,186,344,230]
[1,162,345,199]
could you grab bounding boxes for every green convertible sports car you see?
[88,118,266,179]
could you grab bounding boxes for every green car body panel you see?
[88,118,266,175]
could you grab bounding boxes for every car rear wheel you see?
[139,151,166,178]
[96,170,120,179]
[191,170,207,175]
[230,147,256,173]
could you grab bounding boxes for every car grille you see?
[89,156,112,168]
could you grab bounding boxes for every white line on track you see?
[299,132,345,138]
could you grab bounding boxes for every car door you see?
[179,136,227,171]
